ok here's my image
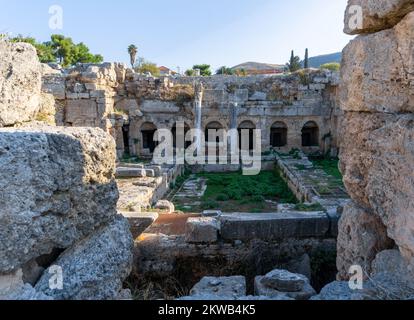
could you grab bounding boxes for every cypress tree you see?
[304,48,309,69]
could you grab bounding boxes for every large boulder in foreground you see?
[0,127,118,273]
[35,216,133,300]
[339,112,414,260]
[0,41,42,127]
[337,202,394,280]
[344,0,414,35]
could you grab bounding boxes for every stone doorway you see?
[302,121,319,147]
[270,121,288,147]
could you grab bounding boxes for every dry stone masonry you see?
[41,62,341,159]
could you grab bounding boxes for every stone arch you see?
[270,121,288,147]
[141,122,158,153]
[238,120,256,151]
[205,121,225,143]
[302,121,319,147]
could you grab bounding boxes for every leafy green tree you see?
[192,64,212,76]
[287,50,301,72]
[304,48,309,69]
[320,62,340,72]
[128,44,138,68]
[135,59,160,76]
[216,66,234,75]
[185,69,196,76]
[234,68,247,76]
[10,34,103,67]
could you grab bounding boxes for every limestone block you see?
[336,202,394,280]
[310,281,356,300]
[65,100,99,124]
[185,217,220,244]
[0,42,42,127]
[141,100,180,113]
[202,210,222,217]
[120,211,158,238]
[219,212,330,241]
[340,12,414,113]
[344,0,414,35]
[339,112,414,260]
[144,169,156,177]
[154,200,175,213]
[116,167,147,178]
[260,269,308,292]
[35,216,133,300]
[0,269,52,300]
[249,91,267,101]
[0,127,118,273]
[254,276,316,300]
[190,276,246,299]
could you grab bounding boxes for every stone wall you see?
[0,41,42,127]
[326,0,414,299]
[42,63,341,159]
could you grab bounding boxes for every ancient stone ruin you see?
[1,0,414,301]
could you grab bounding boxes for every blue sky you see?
[0,0,351,71]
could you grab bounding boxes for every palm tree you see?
[127,44,138,68]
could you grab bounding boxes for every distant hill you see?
[303,52,342,68]
[232,61,285,71]
[231,61,285,75]
[230,52,343,75]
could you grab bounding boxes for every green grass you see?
[310,158,343,180]
[198,170,298,205]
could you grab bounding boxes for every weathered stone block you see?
[219,212,330,241]
[254,276,316,300]
[339,112,414,259]
[120,211,158,238]
[116,167,146,178]
[35,216,133,300]
[0,127,118,273]
[154,200,175,213]
[190,276,246,299]
[185,217,220,243]
[344,0,414,35]
[0,42,42,127]
[340,12,414,113]
[260,269,307,292]
[337,202,394,280]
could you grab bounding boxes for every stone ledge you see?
[219,212,330,241]
[120,211,158,239]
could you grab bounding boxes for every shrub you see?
[320,63,340,72]
[216,194,230,202]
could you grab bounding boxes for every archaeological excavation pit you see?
[116,151,348,299]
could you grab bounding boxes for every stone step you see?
[219,212,330,241]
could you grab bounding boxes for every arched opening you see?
[238,121,256,151]
[141,122,158,153]
[122,123,130,155]
[172,122,191,149]
[302,121,319,147]
[205,121,224,144]
[270,121,288,147]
